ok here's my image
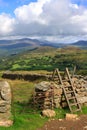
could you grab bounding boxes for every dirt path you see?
[38,115,87,130]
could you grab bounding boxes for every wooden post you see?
[72,66,76,78]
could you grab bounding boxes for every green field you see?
[0,46,87,75]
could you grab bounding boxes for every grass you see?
[81,106,87,114]
[0,71,87,130]
[0,77,70,130]
[10,80,35,102]
[0,46,87,75]
[0,78,48,130]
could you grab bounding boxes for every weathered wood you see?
[52,67,82,113]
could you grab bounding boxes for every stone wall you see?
[34,81,62,109]
[34,76,87,109]
[0,80,12,126]
[2,72,50,81]
[73,76,87,105]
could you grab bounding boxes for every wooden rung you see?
[68,97,76,100]
[53,79,59,81]
[72,108,81,113]
[70,103,79,106]
[62,79,70,82]
[52,68,81,113]
[65,90,74,94]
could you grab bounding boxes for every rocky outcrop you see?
[0,80,12,126]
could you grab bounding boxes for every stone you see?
[0,81,11,101]
[59,127,66,130]
[42,109,56,117]
[83,126,87,130]
[78,97,87,104]
[65,113,78,121]
[59,119,63,121]
[0,105,10,113]
[35,81,51,91]
[34,75,87,109]
[0,120,13,127]
[0,80,12,124]
[54,88,62,95]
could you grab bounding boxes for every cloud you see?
[14,0,50,24]
[0,13,15,36]
[0,0,87,42]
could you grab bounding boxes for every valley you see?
[0,45,87,75]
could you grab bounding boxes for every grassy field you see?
[0,73,69,130]
[0,78,48,130]
[0,46,87,75]
[0,71,87,130]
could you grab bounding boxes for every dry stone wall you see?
[34,81,63,109]
[0,80,12,122]
[2,72,50,81]
[73,76,87,105]
[34,76,87,109]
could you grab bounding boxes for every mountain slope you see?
[0,38,87,56]
[71,40,87,47]
[0,46,87,75]
[0,38,41,55]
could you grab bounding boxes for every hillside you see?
[0,38,41,55]
[71,40,87,48]
[0,38,87,56]
[0,46,87,75]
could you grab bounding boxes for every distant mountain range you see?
[71,40,87,47]
[0,38,87,56]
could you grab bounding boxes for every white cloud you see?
[70,10,87,33]
[14,0,50,24]
[0,0,87,42]
[0,13,15,36]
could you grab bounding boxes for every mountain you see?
[0,38,41,55]
[0,38,87,56]
[71,40,87,47]
[0,38,65,49]
[0,38,65,56]
[0,38,40,49]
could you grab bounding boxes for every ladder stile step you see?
[68,97,76,100]
[65,90,74,94]
[52,68,81,113]
[72,108,81,113]
[70,102,79,106]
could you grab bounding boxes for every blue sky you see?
[0,0,87,43]
[0,0,37,15]
[0,0,87,15]
[72,0,87,6]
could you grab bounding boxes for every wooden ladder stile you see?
[52,68,63,85]
[52,67,82,113]
[65,67,82,113]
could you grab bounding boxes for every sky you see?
[0,0,87,43]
